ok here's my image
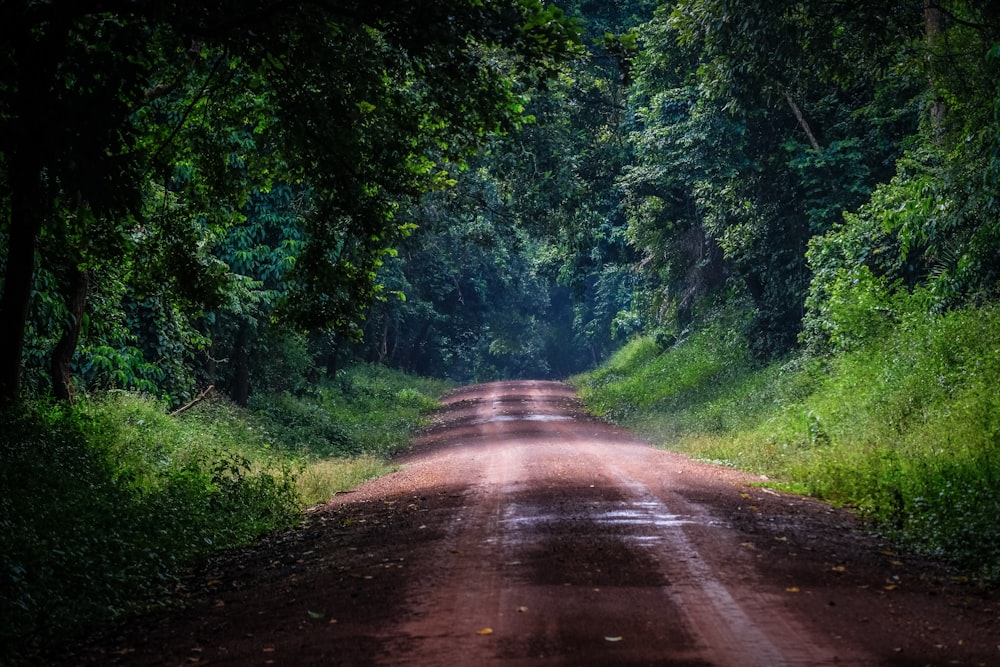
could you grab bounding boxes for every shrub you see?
[1,363,450,664]
[0,395,299,664]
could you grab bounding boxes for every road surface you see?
[63,381,1000,666]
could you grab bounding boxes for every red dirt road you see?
[64,381,1000,666]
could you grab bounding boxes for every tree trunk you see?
[377,318,389,362]
[742,271,766,309]
[783,89,821,151]
[49,266,89,401]
[325,342,339,377]
[230,321,251,406]
[0,9,73,404]
[924,0,947,139]
[0,156,44,404]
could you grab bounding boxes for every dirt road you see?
[64,381,999,666]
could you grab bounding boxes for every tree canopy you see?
[3,0,1000,402]
[0,0,580,402]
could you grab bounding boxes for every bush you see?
[1,363,451,664]
[0,395,299,664]
[248,391,356,457]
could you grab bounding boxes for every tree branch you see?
[145,52,235,176]
[169,384,214,417]
[926,1,997,32]
[783,89,821,151]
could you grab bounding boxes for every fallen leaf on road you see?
[307,611,325,619]
[477,628,494,635]
[786,587,801,593]
[831,566,846,573]
[605,636,623,642]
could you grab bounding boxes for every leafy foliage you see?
[353,0,655,381]
[0,364,448,664]
[0,397,299,662]
[0,0,582,403]
[622,0,924,357]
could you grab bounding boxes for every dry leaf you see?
[831,566,846,573]
[786,586,801,593]
[476,627,494,635]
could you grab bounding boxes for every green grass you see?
[296,455,397,506]
[573,304,1000,580]
[0,363,451,665]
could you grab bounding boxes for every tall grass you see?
[0,363,450,664]
[573,304,1000,579]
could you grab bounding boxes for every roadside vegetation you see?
[573,297,1000,581]
[0,364,450,663]
[3,0,1000,661]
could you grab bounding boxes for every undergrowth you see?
[0,364,450,665]
[573,304,1000,581]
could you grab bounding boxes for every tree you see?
[354,1,655,379]
[0,0,580,403]
[623,0,925,355]
[802,2,1000,349]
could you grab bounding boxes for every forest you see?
[2,0,1000,660]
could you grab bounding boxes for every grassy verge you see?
[0,364,451,664]
[572,305,1000,580]
[243,363,451,503]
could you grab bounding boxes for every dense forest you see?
[3,0,1000,660]
[6,1,996,399]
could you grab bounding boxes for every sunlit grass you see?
[297,455,397,506]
